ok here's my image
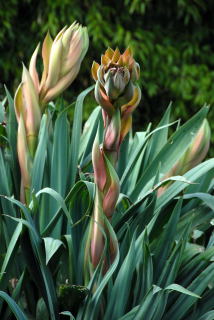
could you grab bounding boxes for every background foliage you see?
[0,0,214,143]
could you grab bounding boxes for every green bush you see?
[0,0,214,143]
[0,88,213,319]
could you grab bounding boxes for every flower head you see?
[92,48,141,145]
[92,48,141,116]
[39,22,89,105]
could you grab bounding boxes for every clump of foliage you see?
[1,0,214,147]
[0,22,213,320]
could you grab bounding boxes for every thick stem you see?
[103,107,121,166]
[89,108,121,271]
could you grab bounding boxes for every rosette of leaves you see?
[0,48,213,320]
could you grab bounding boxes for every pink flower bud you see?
[14,65,41,156]
[103,108,121,153]
[158,119,210,196]
[102,155,120,219]
[92,135,107,192]
[40,23,89,104]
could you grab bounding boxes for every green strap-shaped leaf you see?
[165,284,200,298]
[31,114,49,193]
[79,106,101,166]
[156,159,214,212]
[42,181,94,237]
[68,85,94,187]
[182,192,214,211]
[4,86,20,196]
[60,311,75,319]
[0,221,22,313]
[3,197,59,320]
[198,311,214,320]
[48,111,69,237]
[104,233,136,320]
[0,291,27,320]
[163,263,214,320]
[153,199,182,280]
[43,237,64,265]
[120,120,178,194]
[131,105,209,200]
[142,102,172,167]
[0,150,17,235]
[2,271,26,320]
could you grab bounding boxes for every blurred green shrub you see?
[0,0,213,147]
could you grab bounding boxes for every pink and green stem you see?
[89,108,121,272]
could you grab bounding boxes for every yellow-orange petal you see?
[120,115,132,143]
[121,86,141,115]
[122,47,132,64]
[112,48,121,63]
[101,54,110,66]
[91,61,100,81]
[105,47,114,59]
[117,56,123,66]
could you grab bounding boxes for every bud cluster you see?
[14,22,88,202]
[39,23,88,105]
[92,48,141,152]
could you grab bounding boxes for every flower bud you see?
[171,119,210,175]
[40,23,89,104]
[92,47,141,143]
[92,133,120,219]
[102,155,120,219]
[92,48,140,112]
[92,134,107,192]
[104,67,130,101]
[181,119,210,171]
[103,108,121,154]
[158,119,211,196]
[14,65,41,157]
[90,189,105,268]
[17,115,32,191]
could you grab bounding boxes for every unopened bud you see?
[17,115,32,190]
[92,47,141,143]
[92,135,107,192]
[14,65,41,157]
[40,23,89,104]
[158,119,211,196]
[102,155,120,219]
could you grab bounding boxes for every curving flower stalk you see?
[88,48,141,272]
[14,22,88,203]
[158,119,211,196]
